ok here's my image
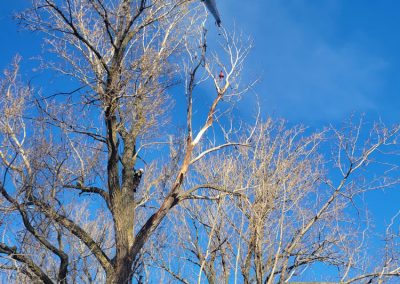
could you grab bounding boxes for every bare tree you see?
[0,0,251,283]
[0,1,399,284]
[155,120,400,283]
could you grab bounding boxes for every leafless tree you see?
[0,0,252,283]
[0,1,399,284]
[155,120,400,283]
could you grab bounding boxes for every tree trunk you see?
[108,175,137,283]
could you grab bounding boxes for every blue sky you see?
[218,0,400,125]
[1,0,400,125]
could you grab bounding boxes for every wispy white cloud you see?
[219,0,389,123]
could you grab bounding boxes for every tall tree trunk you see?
[112,192,136,284]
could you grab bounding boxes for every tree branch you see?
[36,200,114,276]
[0,242,54,284]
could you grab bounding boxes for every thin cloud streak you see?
[221,0,390,123]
